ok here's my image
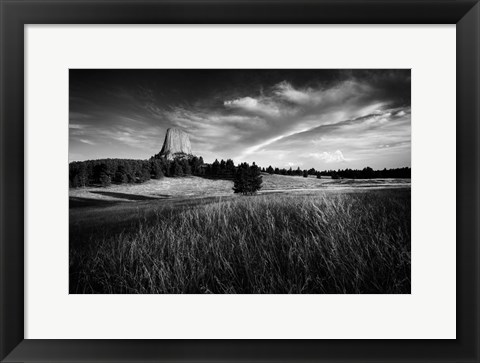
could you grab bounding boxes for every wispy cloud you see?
[69,124,86,130]
[224,96,280,117]
[79,139,95,145]
[273,81,314,105]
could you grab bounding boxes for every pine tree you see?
[114,166,128,184]
[77,163,88,187]
[331,171,340,179]
[362,166,374,179]
[233,163,249,194]
[211,159,220,177]
[182,159,192,175]
[94,163,111,186]
[233,162,263,195]
[249,162,263,193]
[170,160,183,176]
[150,160,164,179]
[225,159,236,179]
[220,159,226,172]
[140,166,151,182]
[189,156,202,175]
[99,173,111,187]
[196,156,205,175]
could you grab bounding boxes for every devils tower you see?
[159,127,192,160]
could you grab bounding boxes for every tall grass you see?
[70,189,410,294]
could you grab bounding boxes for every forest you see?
[69,154,411,188]
[263,165,411,179]
[68,155,241,188]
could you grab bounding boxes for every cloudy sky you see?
[69,69,410,170]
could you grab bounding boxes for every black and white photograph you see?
[69,69,411,294]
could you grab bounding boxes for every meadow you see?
[69,173,410,204]
[69,179,411,294]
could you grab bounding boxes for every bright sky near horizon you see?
[69,69,411,170]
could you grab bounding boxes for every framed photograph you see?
[1,0,479,362]
[68,68,412,295]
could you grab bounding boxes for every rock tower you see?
[159,128,192,160]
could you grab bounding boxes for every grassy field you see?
[69,173,411,206]
[70,186,411,294]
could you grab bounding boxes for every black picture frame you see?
[1,1,479,362]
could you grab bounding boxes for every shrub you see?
[233,162,263,195]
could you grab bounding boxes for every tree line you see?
[261,165,411,179]
[69,156,264,195]
[69,155,410,191]
[203,158,236,179]
[69,156,205,187]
